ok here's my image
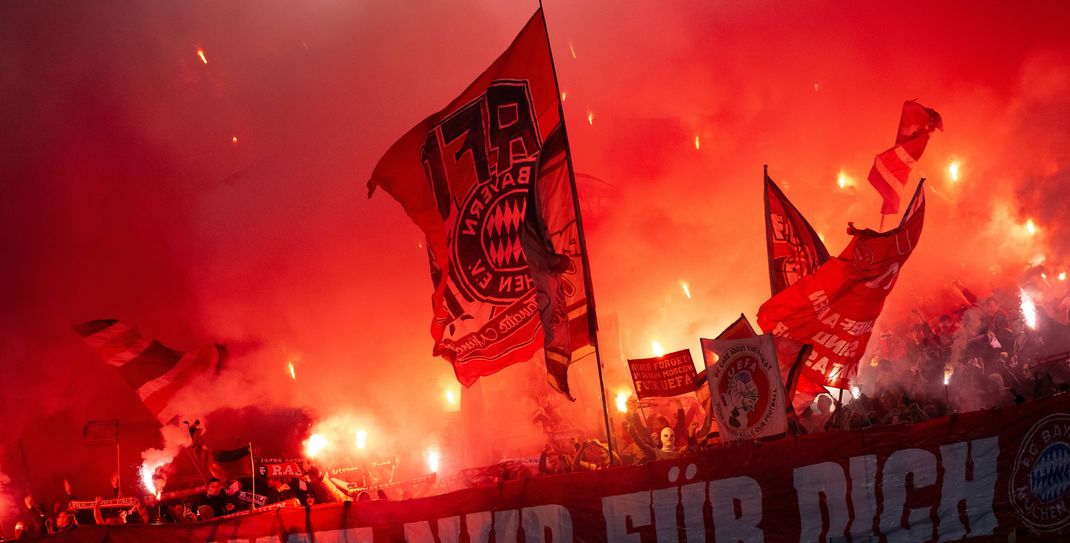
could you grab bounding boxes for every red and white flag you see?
[757,182,926,392]
[867,101,942,215]
[764,170,830,295]
[74,319,223,424]
[368,10,588,388]
[701,334,789,441]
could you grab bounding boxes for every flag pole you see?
[249,442,256,510]
[115,419,122,497]
[538,1,618,462]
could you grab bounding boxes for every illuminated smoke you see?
[425,447,441,473]
[651,340,664,357]
[138,424,190,496]
[354,429,367,450]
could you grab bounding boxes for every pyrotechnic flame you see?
[1059,272,1066,281]
[231,136,238,144]
[694,135,701,150]
[587,111,594,125]
[1026,218,1037,236]
[943,367,953,386]
[836,171,854,190]
[445,389,456,405]
[355,429,367,450]
[614,390,630,413]
[1020,289,1038,329]
[1042,273,1048,280]
[568,41,576,59]
[850,386,860,399]
[679,280,692,299]
[947,160,961,182]
[288,361,296,380]
[303,433,329,459]
[196,48,207,64]
[426,447,441,473]
[140,463,161,495]
[651,340,664,357]
[560,91,567,102]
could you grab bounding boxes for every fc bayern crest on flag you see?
[702,335,788,441]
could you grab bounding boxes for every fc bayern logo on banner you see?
[705,335,787,441]
[1010,413,1070,532]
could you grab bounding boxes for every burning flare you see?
[651,340,664,357]
[355,429,368,450]
[694,135,701,150]
[1025,218,1037,236]
[288,361,296,380]
[1060,272,1067,281]
[426,447,441,473]
[231,136,239,144]
[943,367,953,386]
[947,160,961,182]
[614,390,630,413]
[303,433,329,459]
[560,91,567,102]
[1020,289,1038,330]
[586,111,594,125]
[196,48,208,64]
[568,41,577,59]
[836,171,854,190]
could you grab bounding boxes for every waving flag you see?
[75,319,223,424]
[867,101,942,215]
[764,168,830,295]
[701,334,789,441]
[757,182,926,390]
[368,10,583,387]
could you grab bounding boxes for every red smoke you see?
[2,0,1070,526]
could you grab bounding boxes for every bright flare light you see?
[196,48,208,64]
[836,171,854,190]
[944,368,953,386]
[1060,272,1067,281]
[426,447,441,473]
[231,136,239,144]
[651,340,665,357]
[1020,289,1038,330]
[140,463,161,496]
[694,135,701,150]
[445,390,456,405]
[1026,218,1038,236]
[355,429,368,450]
[568,41,577,59]
[948,160,961,182]
[560,91,567,102]
[288,361,296,380]
[679,280,692,299]
[587,111,594,125]
[850,386,860,399]
[303,433,329,459]
[614,390,630,413]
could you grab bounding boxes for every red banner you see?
[867,100,943,215]
[764,170,829,296]
[758,183,926,390]
[43,395,1070,541]
[367,10,561,386]
[627,349,698,399]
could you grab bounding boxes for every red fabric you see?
[367,11,561,386]
[45,395,1070,542]
[627,349,698,399]
[757,184,926,390]
[764,172,830,295]
[866,100,942,215]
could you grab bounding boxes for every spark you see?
[1026,218,1037,236]
[303,433,329,459]
[947,160,961,182]
[679,280,692,299]
[587,111,594,125]
[231,136,239,144]
[560,91,567,102]
[694,135,701,150]
[355,429,367,450]
[196,48,208,64]
[651,340,664,357]
[568,41,576,59]
[614,390,630,413]
[426,447,441,473]
[140,464,160,496]
[1060,272,1067,281]
[1020,289,1037,330]
[288,361,296,380]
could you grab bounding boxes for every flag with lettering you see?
[867,101,942,215]
[757,181,926,390]
[764,170,830,295]
[368,10,566,387]
[701,334,789,441]
[82,419,119,447]
[74,319,224,424]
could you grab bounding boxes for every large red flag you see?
[867,101,942,215]
[764,169,830,296]
[757,182,926,390]
[368,11,569,387]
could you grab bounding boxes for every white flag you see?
[701,334,789,441]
